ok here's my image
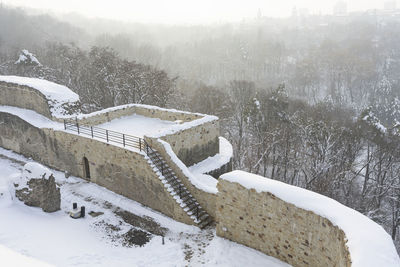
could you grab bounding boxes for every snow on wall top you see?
[77,103,212,120]
[220,170,400,267]
[0,75,80,118]
[0,106,64,130]
[158,139,218,194]
[189,137,233,174]
[77,103,218,138]
[151,115,218,138]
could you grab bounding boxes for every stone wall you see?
[78,104,201,125]
[0,112,194,226]
[77,104,220,166]
[206,160,233,179]
[145,137,217,219]
[0,82,51,118]
[159,119,220,166]
[216,179,351,267]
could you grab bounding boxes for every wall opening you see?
[83,156,91,180]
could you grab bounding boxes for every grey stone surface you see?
[15,174,61,212]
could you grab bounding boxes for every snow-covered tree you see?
[15,49,41,66]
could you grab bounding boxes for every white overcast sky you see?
[2,0,392,24]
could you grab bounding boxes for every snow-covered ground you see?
[97,114,178,138]
[0,148,290,267]
[221,171,400,267]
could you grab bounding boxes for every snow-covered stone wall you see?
[216,171,400,267]
[0,112,195,226]
[78,104,220,166]
[77,104,202,125]
[0,80,52,118]
[0,76,80,120]
[145,137,218,219]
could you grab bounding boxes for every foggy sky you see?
[2,0,392,24]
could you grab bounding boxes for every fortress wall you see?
[78,105,201,126]
[0,112,195,226]
[205,160,233,179]
[0,82,52,118]
[159,119,220,166]
[77,106,139,125]
[77,104,220,166]
[145,136,217,219]
[133,105,202,122]
[216,179,351,267]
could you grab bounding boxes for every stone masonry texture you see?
[0,82,52,118]
[0,112,195,225]
[216,179,352,267]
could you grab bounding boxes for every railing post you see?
[196,206,199,220]
[91,126,93,138]
[161,162,164,175]
[64,119,66,130]
[77,122,80,134]
[106,130,109,142]
[123,134,125,147]
[139,138,142,151]
[179,184,181,198]
[146,144,149,154]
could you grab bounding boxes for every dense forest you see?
[1,6,400,251]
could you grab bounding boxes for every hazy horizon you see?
[2,0,394,24]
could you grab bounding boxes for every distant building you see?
[333,1,347,16]
[298,8,309,17]
[257,8,262,20]
[291,6,298,18]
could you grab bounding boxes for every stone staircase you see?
[63,119,213,229]
[145,149,213,229]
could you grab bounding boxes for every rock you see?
[88,211,104,217]
[15,163,61,212]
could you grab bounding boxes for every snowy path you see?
[0,147,290,267]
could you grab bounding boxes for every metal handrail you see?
[64,119,145,151]
[63,118,202,221]
[63,119,167,176]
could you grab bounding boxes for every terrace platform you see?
[97,114,178,138]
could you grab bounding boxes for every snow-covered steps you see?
[146,150,213,229]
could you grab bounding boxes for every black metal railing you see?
[64,119,145,151]
[64,119,202,222]
[63,118,168,176]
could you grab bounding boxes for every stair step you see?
[199,217,213,229]
[152,157,166,163]
[156,166,172,173]
[187,203,200,213]
[147,153,159,159]
[173,186,186,195]
[169,179,181,187]
[197,212,209,222]
[144,144,213,229]
[160,168,174,176]
[163,175,175,182]
[191,209,207,218]
[165,175,178,184]
[183,198,196,207]
[180,192,191,201]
